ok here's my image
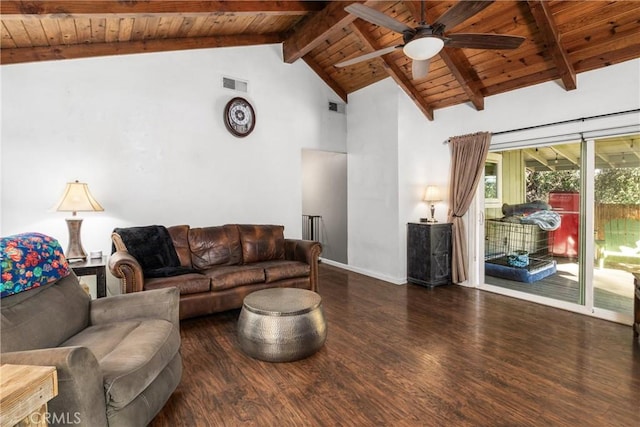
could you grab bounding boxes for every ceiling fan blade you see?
[335,45,401,68]
[412,59,430,80]
[345,4,412,34]
[433,0,494,30]
[445,33,525,50]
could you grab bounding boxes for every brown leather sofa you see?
[109,224,322,320]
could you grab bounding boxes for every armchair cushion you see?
[61,318,180,412]
[1,274,90,353]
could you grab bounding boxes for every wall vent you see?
[222,77,248,92]
[328,101,346,114]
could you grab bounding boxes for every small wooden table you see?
[0,364,58,427]
[70,256,107,298]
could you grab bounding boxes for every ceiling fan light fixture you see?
[403,36,444,60]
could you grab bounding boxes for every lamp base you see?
[65,217,87,260]
[420,204,438,223]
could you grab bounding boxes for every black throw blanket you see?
[113,225,196,278]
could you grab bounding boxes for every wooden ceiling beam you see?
[1,33,282,64]
[0,1,323,16]
[302,55,348,103]
[350,20,434,121]
[526,0,576,91]
[436,49,484,111]
[282,1,367,64]
[403,1,484,111]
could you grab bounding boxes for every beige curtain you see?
[447,132,492,283]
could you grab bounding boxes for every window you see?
[485,152,502,208]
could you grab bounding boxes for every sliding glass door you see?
[592,136,639,317]
[479,134,639,323]
[482,141,582,305]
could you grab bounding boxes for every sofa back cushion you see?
[189,225,242,270]
[168,225,192,268]
[238,224,285,264]
[1,273,90,353]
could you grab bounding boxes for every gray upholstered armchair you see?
[0,234,182,427]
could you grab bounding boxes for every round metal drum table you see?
[237,288,327,362]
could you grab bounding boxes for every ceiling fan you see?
[336,1,525,80]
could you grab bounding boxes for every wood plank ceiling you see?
[2,1,640,121]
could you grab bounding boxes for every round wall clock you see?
[224,97,255,137]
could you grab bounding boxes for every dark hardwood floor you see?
[151,264,640,426]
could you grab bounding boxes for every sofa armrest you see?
[90,287,180,329]
[285,239,322,292]
[0,347,108,427]
[108,251,144,293]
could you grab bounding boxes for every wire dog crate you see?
[485,219,556,283]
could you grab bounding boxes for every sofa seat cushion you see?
[61,319,180,412]
[203,265,266,291]
[257,260,311,283]
[144,273,210,295]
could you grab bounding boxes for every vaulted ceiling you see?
[2,1,639,121]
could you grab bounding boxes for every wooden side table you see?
[70,256,107,298]
[0,364,58,427]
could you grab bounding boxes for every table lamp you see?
[421,185,442,223]
[54,180,104,261]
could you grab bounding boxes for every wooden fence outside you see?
[595,204,640,249]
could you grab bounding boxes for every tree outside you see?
[526,168,640,204]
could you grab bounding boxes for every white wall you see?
[349,58,640,284]
[1,44,346,292]
[347,78,404,283]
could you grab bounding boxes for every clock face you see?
[224,97,255,137]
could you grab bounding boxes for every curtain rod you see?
[443,108,640,144]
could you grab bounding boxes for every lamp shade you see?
[54,181,104,215]
[403,36,444,60]
[423,185,442,202]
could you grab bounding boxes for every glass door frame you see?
[468,127,638,326]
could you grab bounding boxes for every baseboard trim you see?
[319,258,406,286]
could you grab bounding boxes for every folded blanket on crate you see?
[520,210,561,231]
